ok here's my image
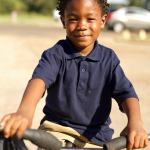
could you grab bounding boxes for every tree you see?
[24,0,57,15]
[0,0,26,13]
[129,0,144,7]
[0,0,57,14]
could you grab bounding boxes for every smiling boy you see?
[0,0,148,149]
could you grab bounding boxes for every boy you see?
[0,0,149,149]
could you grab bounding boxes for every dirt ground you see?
[0,24,150,149]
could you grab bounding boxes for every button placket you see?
[81,67,86,72]
[80,61,87,73]
[78,61,88,90]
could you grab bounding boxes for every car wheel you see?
[113,22,125,33]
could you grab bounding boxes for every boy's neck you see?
[79,48,93,56]
[66,38,96,56]
[78,43,95,56]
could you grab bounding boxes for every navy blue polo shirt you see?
[32,39,138,145]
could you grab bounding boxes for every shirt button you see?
[81,68,86,72]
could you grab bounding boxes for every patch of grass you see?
[0,12,61,27]
[0,14,11,23]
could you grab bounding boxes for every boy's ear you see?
[101,14,108,29]
[60,16,66,29]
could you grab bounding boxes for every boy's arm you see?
[121,98,149,149]
[0,78,45,138]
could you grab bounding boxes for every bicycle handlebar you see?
[23,129,62,150]
[103,134,150,150]
[103,136,127,150]
[12,129,150,150]
[24,129,127,150]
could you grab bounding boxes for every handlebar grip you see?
[23,129,62,150]
[103,134,150,150]
[103,136,127,150]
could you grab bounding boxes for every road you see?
[0,24,150,149]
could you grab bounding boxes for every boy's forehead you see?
[66,0,98,9]
[65,0,101,14]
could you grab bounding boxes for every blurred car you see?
[107,6,118,23]
[106,6,150,32]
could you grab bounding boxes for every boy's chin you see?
[73,43,88,50]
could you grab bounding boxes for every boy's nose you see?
[77,20,87,30]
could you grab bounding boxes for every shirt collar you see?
[86,41,101,61]
[59,38,101,61]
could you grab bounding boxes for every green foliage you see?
[129,0,144,7]
[25,0,57,14]
[0,0,27,13]
[0,0,57,14]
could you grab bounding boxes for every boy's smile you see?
[62,0,107,56]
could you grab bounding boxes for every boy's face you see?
[61,0,107,52]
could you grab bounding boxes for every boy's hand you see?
[121,98,149,149]
[120,122,149,150]
[0,112,31,138]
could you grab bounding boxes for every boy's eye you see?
[88,18,96,21]
[68,18,78,22]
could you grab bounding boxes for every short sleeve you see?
[32,49,61,89]
[111,52,138,110]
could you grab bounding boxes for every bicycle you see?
[22,129,150,150]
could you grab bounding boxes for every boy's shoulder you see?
[97,42,113,52]
[44,40,66,54]
[44,39,75,58]
[97,42,118,58]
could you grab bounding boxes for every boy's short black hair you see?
[56,0,110,17]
